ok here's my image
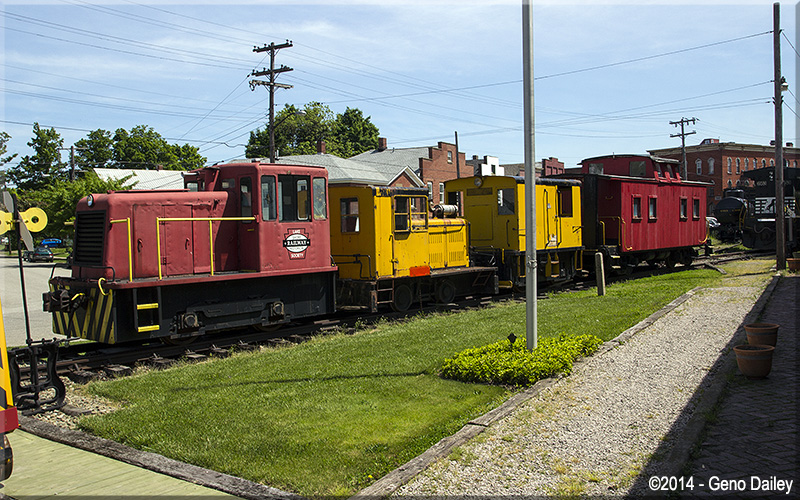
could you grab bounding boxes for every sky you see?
[0,0,797,175]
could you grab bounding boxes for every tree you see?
[18,171,132,240]
[75,129,114,170]
[5,123,65,190]
[329,108,380,158]
[112,125,205,171]
[245,103,380,159]
[0,131,18,166]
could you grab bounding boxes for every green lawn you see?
[79,262,769,497]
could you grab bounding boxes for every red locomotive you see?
[44,162,337,343]
[565,154,710,274]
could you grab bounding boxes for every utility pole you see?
[773,2,785,270]
[250,40,293,163]
[670,117,697,179]
[522,0,537,351]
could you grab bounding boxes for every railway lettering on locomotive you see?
[43,161,338,343]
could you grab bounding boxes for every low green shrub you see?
[441,334,603,386]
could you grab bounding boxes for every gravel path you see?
[394,282,768,497]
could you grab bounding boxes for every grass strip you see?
[80,265,743,497]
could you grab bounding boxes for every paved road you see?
[1,254,70,347]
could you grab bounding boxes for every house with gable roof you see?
[350,138,465,204]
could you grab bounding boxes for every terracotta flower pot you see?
[788,258,800,272]
[744,322,779,347]
[733,344,775,379]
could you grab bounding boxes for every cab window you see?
[341,198,359,233]
[240,177,253,218]
[278,175,311,222]
[313,177,327,220]
[394,195,427,232]
[261,175,277,221]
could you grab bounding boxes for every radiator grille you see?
[73,210,107,266]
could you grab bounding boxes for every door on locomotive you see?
[0,297,18,481]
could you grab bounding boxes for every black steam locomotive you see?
[713,167,800,251]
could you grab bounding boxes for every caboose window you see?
[341,198,359,233]
[261,175,277,221]
[313,177,327,220]
[680,198,688,220]
[693,198,701,219]
[649,197,658,220]
[278,175,311,222]
[632,196,642,219]
[629,161,646,177]
[240,177,253,218]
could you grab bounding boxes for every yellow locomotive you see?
[0,298,18,481]
[329,185,498,311]
[444,176,584,288]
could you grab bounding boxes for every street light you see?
[269,109,306,163]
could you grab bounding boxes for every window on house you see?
[770,159,775,166]
[696,159,702,175]
[312,177,327,220]
[736,158,741,174]
[744,158,749,171]
[762,159,767,168]
[340,198,359,233]
[708,158,714,174]
[439,183,445,203]
[727,158,732,174]
[261,175,277,221]
[680,198,688,220]
[649,197,658,220]
[427,181,433,199]
[632,196,642,219]
[447,151,453,163]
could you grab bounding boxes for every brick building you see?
[649,139,800,212]
[351,138,465,204]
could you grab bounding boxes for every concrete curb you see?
[19,415,302,500]
[351,285,709,499]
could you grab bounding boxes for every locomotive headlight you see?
[86,194,94,207]
[474,177,483,187]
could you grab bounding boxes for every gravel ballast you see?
[393,282,769,497]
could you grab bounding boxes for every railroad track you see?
[13,247,773,412]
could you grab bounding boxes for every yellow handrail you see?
[110,218,132,281]
[156,216,257,280]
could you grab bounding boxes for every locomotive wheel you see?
[161,335,198,347]
[435,280,456,304]
[391,284,413,312]
[254,323,281,333]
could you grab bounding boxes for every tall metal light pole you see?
[773,2,785,270]
[522,0,537,351]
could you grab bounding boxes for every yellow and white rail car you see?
[444,175,584,288]
[329,185,497,312]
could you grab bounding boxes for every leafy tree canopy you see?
[245,102,379,159]
[16,171,132,240]
[110,125,205,171]
[4,123,65,191]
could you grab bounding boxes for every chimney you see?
[317,140,326,154]
[378,137,388,151]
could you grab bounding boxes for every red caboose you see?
[45,161,337,343]
[569,154,710,273]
